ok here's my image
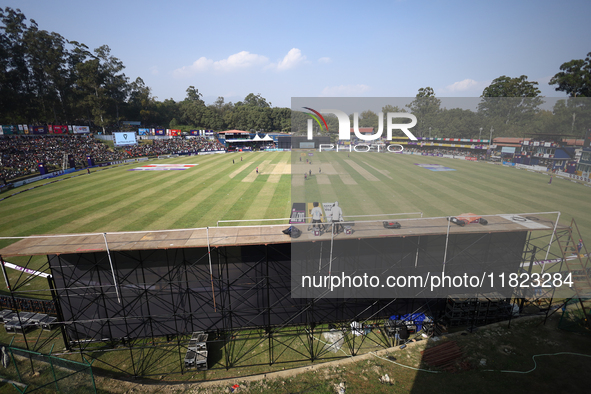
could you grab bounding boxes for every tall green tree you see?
[407,87,441,138]
[549,52,591,97]
[0,7,33,122]
[241,93,271,108]
[179,86,207,127]
[75,45,129,132]
[478,75,543,136]
[126,77,158,125]
[24,25,71,123]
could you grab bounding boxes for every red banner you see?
[49,125,68,134]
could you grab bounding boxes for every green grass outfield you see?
[0,150,589,240]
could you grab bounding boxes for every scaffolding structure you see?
[0,212,577,378]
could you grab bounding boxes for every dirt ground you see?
[88,310,591,394]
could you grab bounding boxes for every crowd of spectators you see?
[0,135,225,182]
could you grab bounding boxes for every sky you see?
[6,0,590,108]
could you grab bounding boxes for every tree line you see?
[0,8,290,133]
[293,75,591,140]
[1,7,589,138]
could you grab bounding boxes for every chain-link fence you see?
[1,345,96,393]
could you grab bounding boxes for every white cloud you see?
[318,57,332,64]
[173,51,269,77]
[445,79,479,92]
[320,84,371,96]
[149,66,159,75]
[267,48,306,71]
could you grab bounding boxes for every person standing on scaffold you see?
[309,202,324,232]
[331,201,344,235]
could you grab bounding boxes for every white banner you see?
[73,125,90,134]
[113,132,137,146]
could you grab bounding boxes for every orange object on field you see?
[456,213,482,224]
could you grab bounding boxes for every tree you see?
[24,26,72,123]
[179,86,207,126]
[126,77,157,125]
[407,87,441,138]
[549,52,591,97]
[242,93,271,108]
[481,75,541,98]
[0,7,33,122]
[185,86,203,103]
[75,45,129,131]
[478,76,543,135]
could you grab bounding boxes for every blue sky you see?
[7,0,590,107]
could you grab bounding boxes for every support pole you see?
[542,212,561,272]
[1,255,33,371]
[47,275,70,351]
[102,233,121,304]
[328,224,335,276]
[442,218,452,275]
[206,227,217,311]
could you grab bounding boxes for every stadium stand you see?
[0,135,225,182]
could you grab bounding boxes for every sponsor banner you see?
[290,203,306,224]
[49,125,68,134]
[190,130,200,136]
[1,125,18,135]
[420,153,443,157]
[72,125,90,134]
[430,137,488,143]
[557,171,591,183]
[502,161,516,166]
[129,164,197,171]
[138,128,151,135]
[155,129,166,136]
[3,261,51,278]
[442,154,454,158]
[30,126,48,134]
[113,132,137,146]
[414,163,456,172]
[197,150,225,155]
[11,168,76,188]
[167,129,181,136]
[465,157,477,161]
